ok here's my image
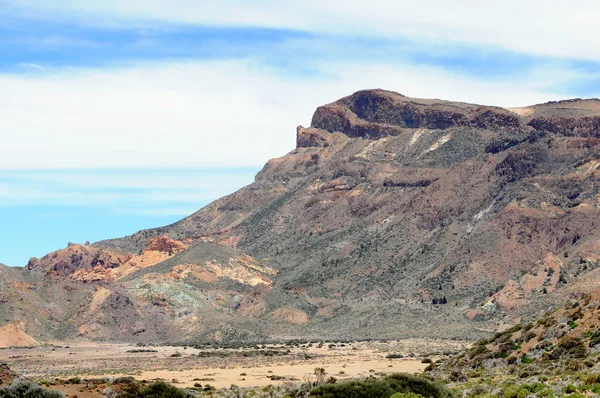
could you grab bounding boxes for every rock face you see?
[5,89,600,343]
[142,236,187,255]
[518,98,600,137]
[311,90,522,138]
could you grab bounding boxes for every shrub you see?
[112,377,136,384]
[112,381,189,398]
[386,354,404,359]
[563,384,578,394]
[549,336,587,360]
[581,373,600,385]
[0,380,64,398]
[520,331,537,343]
[537,315,556,328]
[520,355,534,364]
[535,340,553,351]
[467,345,490,358]
[502,382,553,398]
[390,393,425,398]
[115,382,143,398]
[140,381,188,397]
[309,373,452,398]
[589,329,600,347]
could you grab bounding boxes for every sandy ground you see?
[0,324,39,348]
[0,339,468,393]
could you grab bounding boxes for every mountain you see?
[4,89,600,344]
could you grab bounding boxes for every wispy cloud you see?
[0,169,257,215]
[6,1,600,60]
[17,62,45,70]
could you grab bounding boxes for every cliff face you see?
[4,89,600,343]
[311,90,523,138]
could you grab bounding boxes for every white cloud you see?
[8,0,600,60]
[0,169,258,215]
[18,63,45,70]
[0,60,301,168]
[0,57,593,169]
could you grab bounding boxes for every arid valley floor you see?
[0,339,467,396]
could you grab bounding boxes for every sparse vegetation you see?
[0,380,64,397]
[309,373,452,398]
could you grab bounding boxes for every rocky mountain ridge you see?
[3,89,600,344]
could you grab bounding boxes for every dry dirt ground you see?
[0,339,468,396]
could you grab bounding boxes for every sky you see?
[2,1,600,265]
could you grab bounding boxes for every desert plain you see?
[0,339,469,396]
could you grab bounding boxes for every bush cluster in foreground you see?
[104,380,191,398]
[309,373,452,398]
[0,380,195,398]
[0,381,64,398]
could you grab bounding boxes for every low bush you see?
[139,381,188,397]
[109,381,190,398]
[548,336,587,360]
[390,393,425,398]
[0,380,64,398]
[502,382,553,398]
[309,373,452,398]
[386,354,404,359]
[581,373,600,385]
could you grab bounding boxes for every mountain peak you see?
[310,90,600,141]
[310,89,522,139]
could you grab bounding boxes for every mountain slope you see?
[5,89,600,343]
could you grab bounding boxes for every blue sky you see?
[1,1,600,265]
[0,169,257,264]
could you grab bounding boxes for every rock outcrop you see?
[311,89,523,139]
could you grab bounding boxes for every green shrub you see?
[390,393,425,398]
[112,377,136,384]
[140,381,188,398]
[113,381,189,398]
[537,315,556,328]
[115,382,143,398]
[0,380,64,398]
[588,330,600,347]
[536,340,553,351]
[569,321,578,330]
[502,382,553,398]
[309,373,452,398]
[550,336,588,359]
[386,354,404,359]
[520,355,534,364]
[467,345,490,358]
[563,384,578,394]
[581,373,600,385]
